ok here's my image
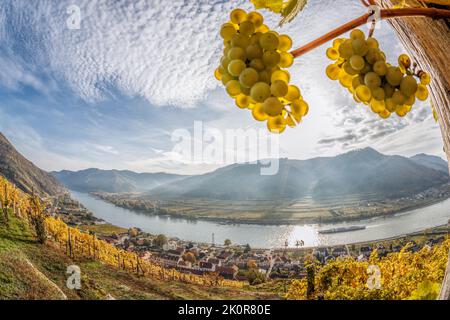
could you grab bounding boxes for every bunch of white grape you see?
[215,8,309,134]
[325,29,431,119]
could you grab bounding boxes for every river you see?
[70,191,450,248]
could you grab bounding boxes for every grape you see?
[349,55,365,71]
[365,48,382,65]
[360,63,372,74]
[400,75,418,97]
[221,56,231,69]
[214,68,222,81]
[386,67,403,86]
[267,115,286,134]
[271,80,289,97]
[416,84,429,101]
[405,94,415,106]
[230,8,247,24]
[249,59,265,71]
[385,98,397,112]
[246,44,263,60]
[350,29,365,41]
[343,62,359,76]
[355,85,372,102]
[339,71,354,88]
[252,103,268,121]
[279,52,294,68]
[250,82,271,102]
[239,68,259,88]
[257,24,269,33]
[263,97,284,116]
[271,70,290,84]
[258,70,270,83]
[247,11,264,28]
[286,114,299,127]
[291,99,309,117]
[235,94,250,109]
[239,21,255,36]
[366,37,379,49]
[241,86,251,96]
[364,72,381,89]
[383,83,395,98]
[352,76,362,90]
[285,85,301,101]
[220,23,237,41]
[398,54,411,68]
[338,40,354,59]
[326,48,339,60]
[263,50,281,67]
[370,99,385,113]
[228,59,246,76]
[372,87,385,101]
[278,34,293,52]
[396,104,409,117]
[259,32,279,51]
[231,33,249,48]
[352,39,369,56]
[326,64,341,81]
[379,109,391,119]
[226,80,241,97]
[249,32,263,45]
[420,72,431,85]
[221,73,233,86]
[392,90,406,105]
[373,61,388,76]
[228,47,246,60]
[333,38,345,49]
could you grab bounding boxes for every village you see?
[92,223,449,284]
[52,192,450,284]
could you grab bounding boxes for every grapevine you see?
[0,177,244,289]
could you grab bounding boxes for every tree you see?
[247,259,258,269]
[154,234,168,248]
[224,239,232,246]
[244,244,251,253]
[183,252,196,264]
[246,268,266,285]
[28,193,47,244]
[128,228,139,237]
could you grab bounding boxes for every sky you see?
[0,0,445,174]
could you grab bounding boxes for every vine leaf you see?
[280,0,308,26]
[250,0,308,25]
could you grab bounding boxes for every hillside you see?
[0,133,65,197]
[52,169,186,193]
[410,153,449,173]
[0,214,278,300]
[148,148,449,200]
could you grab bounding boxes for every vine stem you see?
[290,7,450,58]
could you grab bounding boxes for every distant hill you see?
[52,168,186,193]
[148,148,449,200]
[0,133,65,197]
[410,153,448,173]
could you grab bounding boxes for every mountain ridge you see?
[52,168,187,193]
[0,132,65,197]
[147,147,449,200]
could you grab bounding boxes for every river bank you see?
[70,190,450,248]
[90,187,450,226]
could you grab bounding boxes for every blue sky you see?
[0,0,444,174]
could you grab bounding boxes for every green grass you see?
[0,213,281,300]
